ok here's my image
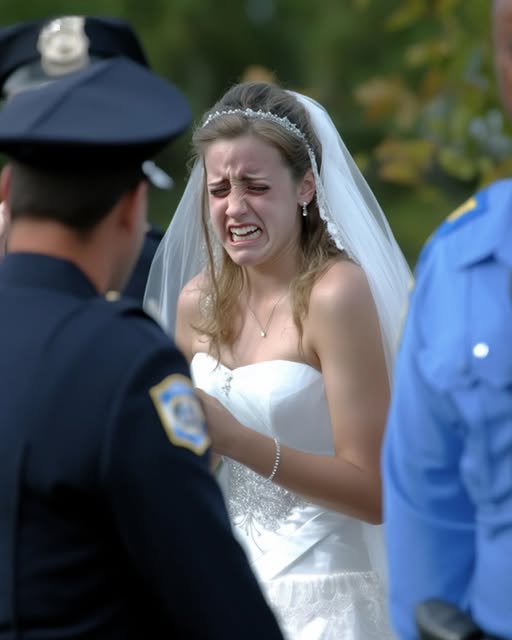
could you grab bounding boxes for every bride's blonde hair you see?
[191,82,343,359]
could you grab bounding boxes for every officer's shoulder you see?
[434,178,512,242]
[419,179,512,266]
[92,292,170,346]
[146,224,165,242]
[411,179,512,288]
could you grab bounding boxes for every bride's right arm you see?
[174,275,222,471]
[176,276,223,474]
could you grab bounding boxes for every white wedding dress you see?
[191,352,396,640]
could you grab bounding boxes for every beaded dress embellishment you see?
[227,460,305,547]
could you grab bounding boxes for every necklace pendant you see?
[247,290,288,339]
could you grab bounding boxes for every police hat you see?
[0,16,175,188]
[0,57,191,171]
[0,16,148,93]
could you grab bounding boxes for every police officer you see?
[0,58,284,639]
[0,15,172,303]
[382,1,512,639]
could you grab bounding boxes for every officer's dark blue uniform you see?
[0,15,169,304]
[382,180,512,640]
[123,223,165,300]
[0,58,284,639]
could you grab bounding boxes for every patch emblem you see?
[433,193,484,241]
[446,196,477,223]
[150,374,210,455]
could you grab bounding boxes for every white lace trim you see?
[264,572,396,640]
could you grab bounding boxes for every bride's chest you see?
[190,353,333,455]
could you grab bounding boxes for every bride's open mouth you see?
[229,225,262,242]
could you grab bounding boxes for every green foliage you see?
[357,1,510,194]
[0,0,503,265]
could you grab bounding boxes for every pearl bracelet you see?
[266,438,281,482]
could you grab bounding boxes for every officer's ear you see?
[0,164,12,203]
[116,180,148,233]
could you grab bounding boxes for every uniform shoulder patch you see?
[149,374,210,455]
[445,196,477,223]
[435,192,486,240]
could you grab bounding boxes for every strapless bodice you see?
[191,352,377,573]
[191,352,334,455]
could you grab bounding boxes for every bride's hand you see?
[194,387,238,457]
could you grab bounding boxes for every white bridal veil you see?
[144,90,411,379]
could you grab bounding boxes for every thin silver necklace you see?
[246,292,288,338]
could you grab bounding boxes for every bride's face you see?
[204,133,303,268]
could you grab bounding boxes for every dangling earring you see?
[302,201,308,217]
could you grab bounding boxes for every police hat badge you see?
[37,16,90,77]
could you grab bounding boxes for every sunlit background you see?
[1,0,508,266]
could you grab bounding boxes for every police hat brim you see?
[0,57,191,171]
[0,16,149,92]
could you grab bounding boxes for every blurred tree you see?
[0,0,504,264]
[355,0,512,200]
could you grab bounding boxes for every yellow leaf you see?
[433,0,462,19]
[438,148,478,181]
[378,160,422,186]
[385,0,427,31]
[376,138,435,168]
[420,69,446,99]
[405,40,452,67]
[354,76,418,125]
[241,65,276,83]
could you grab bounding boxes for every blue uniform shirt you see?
[383,179,512,640]
[0,253,283,639]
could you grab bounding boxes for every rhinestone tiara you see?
[201,107,317,168]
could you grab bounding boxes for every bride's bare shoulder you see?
[178,272,209,315]
[307,258,380,336]
[176,272,207,359]
[312,259,371,307]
